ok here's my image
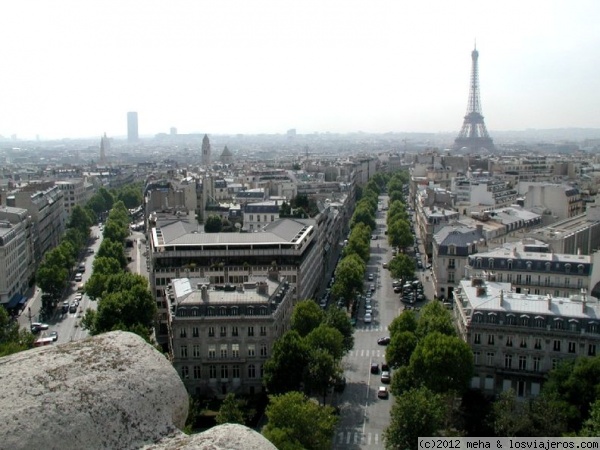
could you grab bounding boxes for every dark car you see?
[377,337,391,346]
[370,363,379,374]
[382,362,390,372]
[393,286,402,293]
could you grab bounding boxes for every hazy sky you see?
[1,1,599,140]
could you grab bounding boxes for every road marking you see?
[346,431,351,444]
[375,433,379,445]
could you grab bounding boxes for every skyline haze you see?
[1,1,599,140]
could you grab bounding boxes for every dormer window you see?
[545,262,551,271]
[476,258,482,268]
[448,245,456,255]
[578,264,584,274]
[565,263,571,273]
[526,261,532,270]
[508,259,513,270]
[489,258,494,269]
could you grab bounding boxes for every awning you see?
[7,293,24,309]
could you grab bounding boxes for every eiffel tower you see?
[454,45,495,152]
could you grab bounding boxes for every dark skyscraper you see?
[127,112,139,143]
[454,45,494,152]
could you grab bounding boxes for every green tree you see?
[0,307,35,357]
[103,219,129,243]
[117,185,143,209]
[332,254,365,301]
[388,219,413,250]
[384,387,445,450]
[97,239,127,268]
[99,187,115,212]
[351,204,376,231]
[416,301,456,339]
[263,330,311,394]
[409,332,473,394]
[305,324,345,361]
[490,389,533,437]
[580,399,600,437]
[36,264,68,299]
[262,391,338,450]
[388,254,416,281]
[323,306,354,353]
[390,365,415,397]
[290,300,324,337]
[541,356,600,430]
[68,204,93,234]
[215,393,248,425]
[305,348,338,404]
[204,215,223,232]
[386,331,418,368]
[388,310,418,337]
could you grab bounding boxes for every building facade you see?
[454,278,600,398]
[169,274,295,397]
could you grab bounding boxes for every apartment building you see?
[0,206,32,309]
[4,183,65,263]
[522,183,583,221]
[454,277,600,398]
[149,214,322,348]
[466,239,600,299]
[55,179,88,217]
[169,274,295,397]
[451,175,518,209]
[243,201,281,232]
[431,225,486,300]
[414,201,459,258]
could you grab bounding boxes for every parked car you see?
[31,322,49,333]
[69,303,77,313]
[364,313,372,323]
[368,273,374,281]
[365,304,372,313]
[49,331,58,342]
[382,262,388,269]
[381,371,391,383]
[370,363,380,374]
[381,362,390,372]
[393,286,402,293]
[377,337,391,345]
[377,386,389,399]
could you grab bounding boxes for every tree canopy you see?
[262,391,338,450]
[204,215,223,232]
[263,330,311,394]
[290,300,324,337]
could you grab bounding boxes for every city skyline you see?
[1,1,599,140]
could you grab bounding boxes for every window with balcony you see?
[506,336,513,347]
[209,365,217,379]
[260,326,267,336]
[520,337,527,348]
[248,364,256,378]
[568,342,576,353]
[221,365,228,379]
[180,327,187,338]
[208,345,216,359]
[525,275,531,284]
[208,327,215,337]
[534,338,542,350]
[193,345,201,358]
[181,366,189,379]
[192,327,199,338]
[248,344,255,357]
[232,326,239,337]
[488,335,495,345]
[220,326,227,337]
[232,344,240,358]
[473,333,481,345]
[473,351,480,364]
[519,356,527,370]
[193,366,201,379]
[180,345,188,358]
[220,344,228,358]
[448,258,456,269]
[553,340,561,352]
[533,357,541,372]
[248,326,254,337]
[565,277,570,287]
[504,354,513,369]
[232,365,240,379]
[516,274,522,284]
[260,344,268,357]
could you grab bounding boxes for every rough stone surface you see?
[144,424,278,450]
[0,331,189,450]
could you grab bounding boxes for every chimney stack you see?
[500,289,504,308]
[201,285,209,301]
[547,294,552,311]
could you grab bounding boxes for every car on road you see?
[370,362,379,374]
[393,286,402,293]
[377,386,389,399]
[74,272,83,282]
[368,273,374,281]
[381,371,391,383]
[377,337,391,345]
[69,303,77,313]
[49,331,58,341]
[31,322,49,332]
[365,304,372,313]
[364,313,372,323]
[62,301,69,314]
[382,262,388,269]
[382,362,390,372]
[86,248,95,255]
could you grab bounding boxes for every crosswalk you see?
[333,430,384,448]
[346,349,385,359]
[354,325,386,332]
